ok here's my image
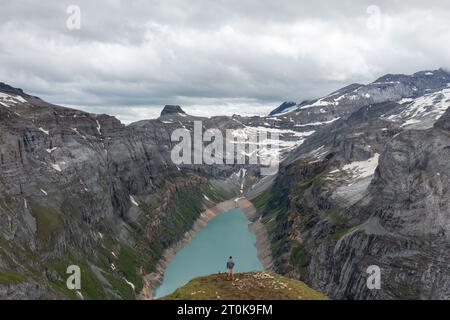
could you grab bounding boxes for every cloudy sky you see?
[1,0,450,123]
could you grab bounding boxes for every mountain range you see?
[0,68,449,299]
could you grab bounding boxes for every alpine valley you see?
[0,68,449,300]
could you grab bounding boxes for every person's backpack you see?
[227,260,235,269]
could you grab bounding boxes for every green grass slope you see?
[162,271,328,300]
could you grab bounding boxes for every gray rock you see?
[160,105,186,116]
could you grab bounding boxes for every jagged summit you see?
[160,105,186,116]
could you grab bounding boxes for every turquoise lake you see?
[153,208,263,297]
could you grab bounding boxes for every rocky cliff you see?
[0,92,238,299]
[252,70,450,300]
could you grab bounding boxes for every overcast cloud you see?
[1,0,450,123]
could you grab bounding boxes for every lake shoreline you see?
[237,198,274,271]
[139,197,273,300]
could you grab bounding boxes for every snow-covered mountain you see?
[269,68,450,129]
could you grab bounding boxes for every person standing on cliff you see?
[226,256,235,280]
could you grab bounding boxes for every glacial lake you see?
[153,208,263,297]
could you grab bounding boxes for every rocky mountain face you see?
[0,68,449,300]
[0,94,243,299]
[252,69,450,299]
[0,86,306,299]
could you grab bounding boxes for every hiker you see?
[226,256,235,280]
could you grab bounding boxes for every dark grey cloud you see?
[1,0,450,123]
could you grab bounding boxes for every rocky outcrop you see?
[435,107,450,131]
[160,105,186,116]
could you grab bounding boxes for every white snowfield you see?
[0,93,27,107]
[341,153,380,179]
[331,153,380,206]
[384,88,450,129]
[299,98,338,110]
[230,125,315,162]
[328,153,380,181]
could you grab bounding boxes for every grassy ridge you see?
[162,271,328,300]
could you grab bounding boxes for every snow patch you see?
[96,120,102,135]
[401,119,421,127]
[373,81,400,85]
[341,153,380,179]
[14,95,27,103]
[299,99,337,110]
[39,127,49,135]
[0,93,27,106]
[294,117,340,127]
[398,98,414,104]
[230,126,315,162]
[130,195,139,206]
[40,189,48,196]
[51,164,62,172]
[384,88,450,129]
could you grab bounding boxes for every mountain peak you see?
[160,105,186,116]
